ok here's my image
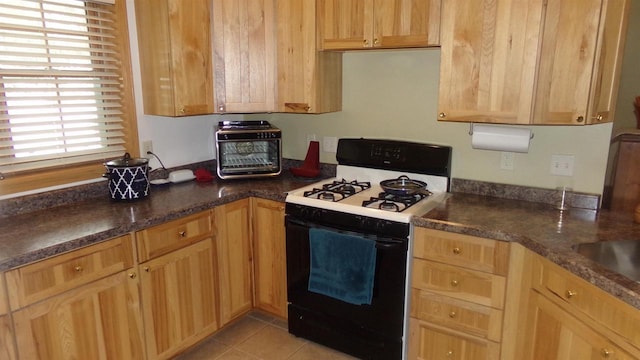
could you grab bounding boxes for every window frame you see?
[0,0,138,197]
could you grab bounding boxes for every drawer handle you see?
[439,112,447,119]
[74,265,83,272]
[601,348,612,358]
[178,231,187,237]
[128,272,136,279]
[144,266,150,272]
[446,350,454,357]
[452,247,462,255]
[450,279,459,287]
[566,290,577,299]
[449,311,457,318]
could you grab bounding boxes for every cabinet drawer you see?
[408,319,501,360]
[410,288,503,342]
[6,235,134,310]
[412,258,506,309]
[136,210,213,262]
[413,228,510,275]
[533,256,640,349]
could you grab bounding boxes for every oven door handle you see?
[285,217,406,249]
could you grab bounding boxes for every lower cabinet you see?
[251,197,287,318]
[12,270,145,359]
[214,199,253,326]
[0,274,16,360]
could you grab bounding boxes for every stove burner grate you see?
[303,179,371,202]
[362,191,429,212]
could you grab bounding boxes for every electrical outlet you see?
[500,152,514,170]
[323,136,338,153]
[142,140,153,155]
[550,154,575,176]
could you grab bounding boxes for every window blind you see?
[0,0,126,174]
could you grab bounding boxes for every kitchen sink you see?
[575,240,640,282]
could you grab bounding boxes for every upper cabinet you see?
[276,0,342,113]
[438,0,630,125]
[135,0,214,117]
[213,0,277,113]
[317,0,441,50]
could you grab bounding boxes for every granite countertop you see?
[2,174,640,311]
[414,193,640,310]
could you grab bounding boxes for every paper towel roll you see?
[471,124,532,153]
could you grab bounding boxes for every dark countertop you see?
[413,193,640,309]
[2,175,640,311]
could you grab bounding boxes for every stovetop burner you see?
[363,191,429,212]
[303,179,371,202]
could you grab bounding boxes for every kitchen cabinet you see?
[503,244,640,360]
[214,199,253,325]
[7,235,145,360]
[212,0,276,113]
[134,0,214,116]
[0,275,16,360]
[408,228,510,360]
[438,0,629,125]
[276,0,342,113]
[317,0,441,50]
[136,211,219,360]
[251,198,287,318]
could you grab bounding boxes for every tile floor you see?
[175,311,358,360]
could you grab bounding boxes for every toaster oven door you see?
[216,139,281,179]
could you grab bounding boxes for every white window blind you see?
[0,0,126,174]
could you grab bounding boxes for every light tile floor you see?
[174,311,358,360]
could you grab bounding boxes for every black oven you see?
[285,202,409,360]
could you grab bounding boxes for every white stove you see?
[286,165,449,223]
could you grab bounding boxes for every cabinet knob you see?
[449,311,457,318]
[452,247,462,255]
[566,290,577,299]
[363,39,369,47]
[179,107,186,114]
[128,272,137,279]
[74,265,83,272]
[439,112,447,119]
[450,279,459,287]
[179,230,187,237]
[601,348,612,358]
[373,38,379,46]
[446,350,454,357]
[593,114,603,122]
[144,266,150,272]
[576,116,584,123]
[218,105,225,112]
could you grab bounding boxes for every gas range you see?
[286,165,449,223]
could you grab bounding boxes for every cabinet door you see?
[140,239,218,360]
[212,0,276,113]
[0,275,16,360]
[524,291,637,360]
[438,0,544,124]
[135,0,214,116]
[12,271,145,360]
[373,0,440,48]
[251,198,287,318]
[214,199,253,325]
[317,0,372,50]
[276,0,342,113]
[408,319,500,360]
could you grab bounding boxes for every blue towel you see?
[308,228,377,305]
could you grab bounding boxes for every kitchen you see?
[1,0,640,359]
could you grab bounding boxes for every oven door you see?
[216,138,281,179]
[285,215,407,359]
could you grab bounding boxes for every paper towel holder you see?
[468,123,534,139]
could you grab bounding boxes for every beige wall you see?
[265,49,614,195]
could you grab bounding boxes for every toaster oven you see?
[215,121,282,179]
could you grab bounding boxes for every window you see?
[0,0,137,196]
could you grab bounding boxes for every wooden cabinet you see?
[408,228,509,360]
[317,0,440,50]
[8,236,145,360]
[0,275,16,360]
[136,211,218,360]
[251,198,287,318]
[522,254,640,359]
[438,0,629,125]
[212,0,276,113]
[276,0,342,113]
[135,0,214,116]
[214,199,253,325]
